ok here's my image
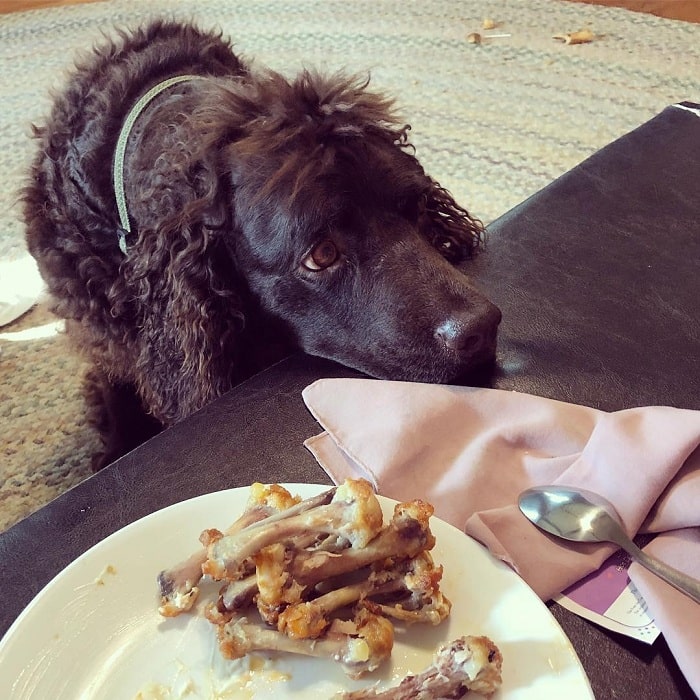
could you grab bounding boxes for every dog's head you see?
[195,71,501,383]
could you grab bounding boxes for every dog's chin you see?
[345,346,500,387]
[443,354,500,387]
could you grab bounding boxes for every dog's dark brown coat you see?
[24,21,501,467]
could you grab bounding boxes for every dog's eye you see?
[302,239,339,271]
[433,234,463,262]
[436,236,454,253]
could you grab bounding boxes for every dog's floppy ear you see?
[383,115,485,265]
[422,178,484,264]
[125,165,246,426]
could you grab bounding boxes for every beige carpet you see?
[1,0,698,532]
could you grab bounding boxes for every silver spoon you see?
[518,485,700,604]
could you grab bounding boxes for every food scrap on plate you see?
[339,635,503,699]
[157,479,502,693]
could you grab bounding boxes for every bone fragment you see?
[290,500,435,586]
[217,609,394,679]
[279,551,450,639]
[338,635,503,698]
[157,483,301,616]
[203,480,380,580]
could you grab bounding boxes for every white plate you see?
[0,484,593,699]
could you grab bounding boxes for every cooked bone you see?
[338,635,503,698]
[290,500,435,586]
[156,548,210,617]
[278,567,400,639]
[250,499,434,622]
[279,552,449,639]
[217,608,394,679]
[157,483,300,616]
[163,480,458,680]
[363,552,451,625]
[218,532,332,618]
[255,542,306,624]
[203,480,381,581]
[218,575,258,612]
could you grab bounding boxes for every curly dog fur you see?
[24,20,501,468]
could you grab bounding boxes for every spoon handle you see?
[622,538,700,605]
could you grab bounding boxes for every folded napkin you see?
[302,378,700,695]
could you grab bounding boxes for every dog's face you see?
[221,73,501,383]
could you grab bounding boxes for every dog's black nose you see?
[434,306,502,357]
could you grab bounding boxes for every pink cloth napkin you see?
[302,378,700,695]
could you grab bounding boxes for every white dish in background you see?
[0,484,593,699]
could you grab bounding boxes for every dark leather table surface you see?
[2,102,698,698]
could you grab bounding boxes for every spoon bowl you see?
[518,485,700,605]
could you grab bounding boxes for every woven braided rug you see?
[0,0,698,532]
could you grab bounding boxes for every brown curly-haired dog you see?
[24,20,501,469]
